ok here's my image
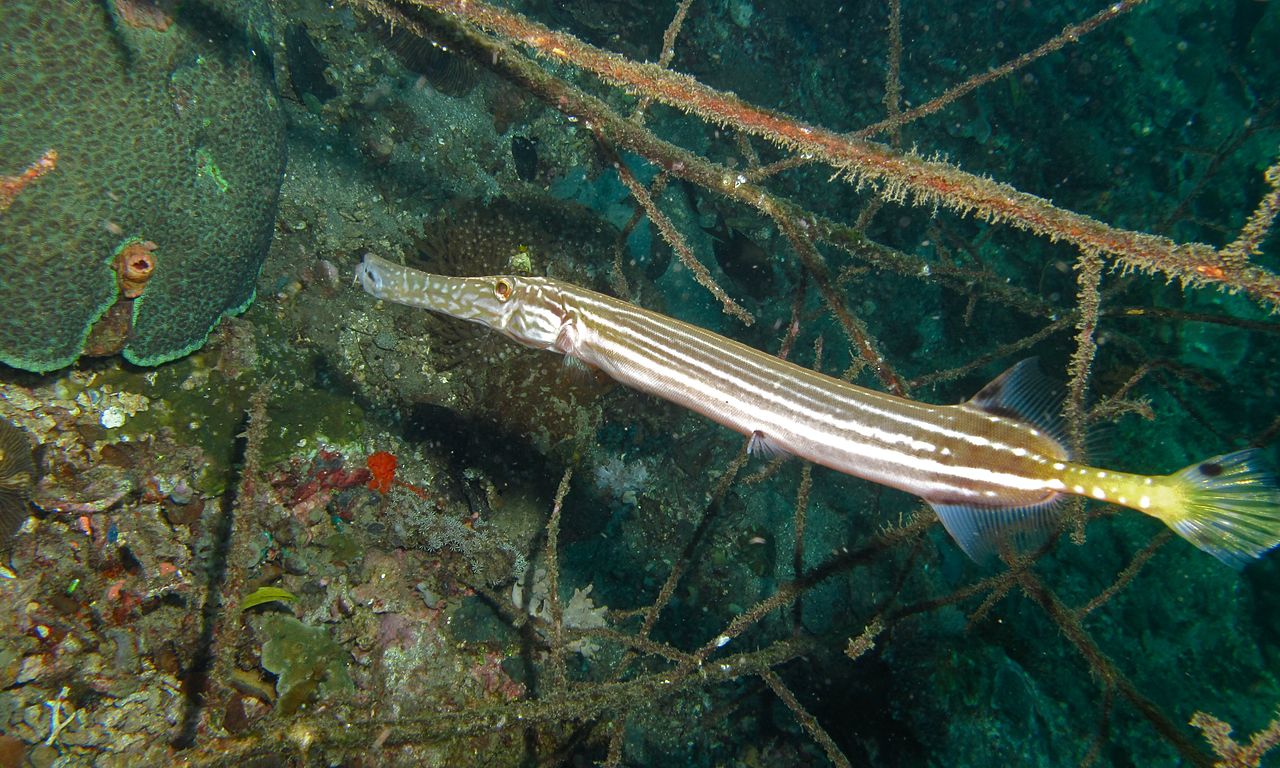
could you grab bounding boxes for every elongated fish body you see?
[356,254,1280,567]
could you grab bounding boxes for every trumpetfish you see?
[355,254,1280,567]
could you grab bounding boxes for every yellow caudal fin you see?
[1161,450,1280,568]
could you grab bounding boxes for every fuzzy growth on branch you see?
[397,0,1280,309]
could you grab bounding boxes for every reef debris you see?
[0,149,57,214]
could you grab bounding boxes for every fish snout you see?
[354,255,386,296]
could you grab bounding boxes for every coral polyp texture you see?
[0,0,285,373]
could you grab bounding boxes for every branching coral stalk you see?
[1017,569,1214,767]
[630,0,693,123]
[845,618,884,661]
[395,0,1280,309]
[212,381,274,695]
[174,379,274,749]
[791,462,811,631]
[541,467,573,690]
[854,0,1147,141]
[1064,249,1104,542]
[637,447,750,639]
[657,0,692,67]
[760,669,853,768]
[1067,252,1105,415]
[1081,689,1116,768]
[1076,530,1171,618]
[776,213,905,394]
[685,512,934,668]
[606,136,754,324]
[1191,708,1280,768]
[1220,154,1280,267]
[753,0,1146,179]
[881,0,903,147]
[907,315,1076,389]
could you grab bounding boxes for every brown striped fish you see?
[356,254,1280,567]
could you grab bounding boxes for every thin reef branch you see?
[394,0,1280,309]
[607,137,754,324]
[542,467,573,690]
[854,0,1147,141]
[776,213,905,394]
[760,669,853,768]
[1017,569,1214,768]
[1220,154,1280,266]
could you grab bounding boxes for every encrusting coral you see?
[0,418,35,549]
[0,0,285,373]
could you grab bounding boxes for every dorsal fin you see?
[966,358,1069,451]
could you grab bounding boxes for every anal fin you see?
[932,497,1063,564]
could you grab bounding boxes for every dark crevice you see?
[171,410,249,749]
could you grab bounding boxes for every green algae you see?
[257,614,353,715]
[241,586,299,611]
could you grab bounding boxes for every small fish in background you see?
[0,417,36,551]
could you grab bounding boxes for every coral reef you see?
[0,0,285,372]
[0,0,1278,766]
[0,418,36,549]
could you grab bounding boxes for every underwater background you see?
[1,0,1279,765]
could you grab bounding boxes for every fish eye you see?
[494,278,513,301]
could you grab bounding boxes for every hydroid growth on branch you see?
[397,0,1280,309]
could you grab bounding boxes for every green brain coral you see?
[0,0,285,372]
